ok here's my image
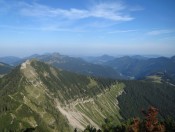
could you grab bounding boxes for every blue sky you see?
[0,0,175,57]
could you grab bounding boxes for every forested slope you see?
[118,80,175,119]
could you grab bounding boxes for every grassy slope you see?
[0,60,124,131]
[0,63,71,131]
[31,60,125,129]
[2,60,174,131]
[75,83,124,127]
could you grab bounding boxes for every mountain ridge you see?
[103,56,175,80]
[0,59,124,131]
[0,59,175,131]
[1,53,175,80]
[0,56,21,65]
[12,53,124,79]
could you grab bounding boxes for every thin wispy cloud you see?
[0,0,142,33]
[0,0,139,31]
[147,29,175,35]
[108,29,137,34]
[89,2,133,21]
[19,2,134,21]
[0,24,87,33]
[20,3,89,19]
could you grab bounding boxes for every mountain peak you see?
[20,59,38,69]
[20,59,39,80]
[20,60,31,70]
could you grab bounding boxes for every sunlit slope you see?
[0,61,71,131]
[0,60,123,131]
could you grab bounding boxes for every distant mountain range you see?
[2,53,123,79]
[0,53,175,81]
[82,54,115,64]
[0,59,175,131]
[81,54,175,80]
[102,56,175,80]
[0,56,21,66]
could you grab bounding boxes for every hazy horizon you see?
[0,0,175,57]
[0,51,174,59]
